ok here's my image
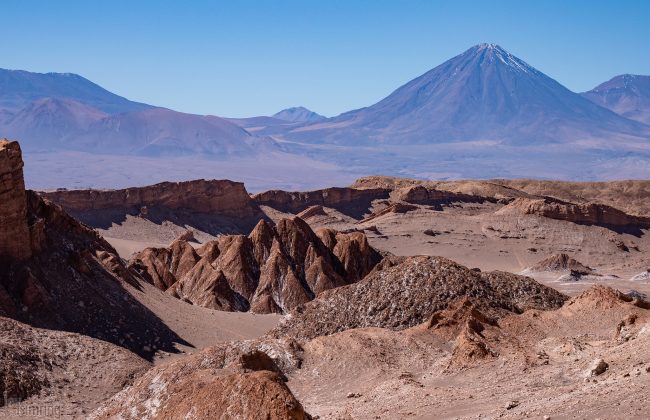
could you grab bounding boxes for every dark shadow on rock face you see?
[68,206,267,238]
[0,259,193,361]
[573,222,646,238]
[0,192,193,361]
[252,187,390,220]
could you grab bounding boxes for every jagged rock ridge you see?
[130,217,383,313]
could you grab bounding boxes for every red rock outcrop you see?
[296,204,328,220]
[92,341,310,420]
[253,187,390,218]
[131,217,382,314]
[0,140,32,261]
[129,240,200,290]
[0,140,186,359]
[496,197,650,229]
[317,228,382,283]
[41,178,258,217]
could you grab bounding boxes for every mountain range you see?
[581,74,650,125]
[2,44,650,188]
[272,44,650,147]
[0,68,275,156]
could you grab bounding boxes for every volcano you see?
[286,44,650,146]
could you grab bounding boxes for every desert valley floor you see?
[1,140,650,419]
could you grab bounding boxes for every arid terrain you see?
[2,139,650,419]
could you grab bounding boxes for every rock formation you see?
[0,140,32,261]
[351,175,650,217]
[527,253,593,274]
[41,178,258,217]
[252,187,390,218]
[0,139,186,358]
[272,255,568,342]
[360,202,419,223]
[92,341,310,420]
[496,197,650,230]
[130,217,383,314]
[390,184,493,206]
[296,204,328,220]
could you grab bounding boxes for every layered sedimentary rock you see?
[360,202,419,223]
[41,179,258,217]
[252,187,390,217]
[0,140,32,261]
[390,185,493,206]
[0,140,184,358]
[130,217,383,313]
[497,197,650,229]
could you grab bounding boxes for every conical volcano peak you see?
[475,43,504,51]
[465,43,537,74]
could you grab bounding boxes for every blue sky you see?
[3,0,649,117]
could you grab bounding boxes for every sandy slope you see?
[126,280,282,359]
[287,288,650,419]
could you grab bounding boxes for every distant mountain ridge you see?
[0,68,276,156]
[272,106,325,123]
[225,106,325,132]
[581,74,650,125]
[0,68,152,114]
[2,46,650,189]
[281,44,650,146]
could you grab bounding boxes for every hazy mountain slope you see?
[79,108,277,156]
[286,44,650,146]
[1,100,277,156]
[2,97,107,149]
[225,116,293,129]
[225,107,325,133]
[0,68,278,156]
[272,106,325,122]
[0,68,152,114]
[582,74,650,125]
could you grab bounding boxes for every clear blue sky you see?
[3,0,649,117]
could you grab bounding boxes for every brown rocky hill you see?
[252,187,390,218]
[0,139,187,359]
[92,340,311,420]
[130,217,382,314]
[496,196,650,232]
[389,184,498,206]
[272,255,567,341]
[352,175,650,217]
[90,269,650,419]
[527,253,593,273]
[0,316,150,415]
